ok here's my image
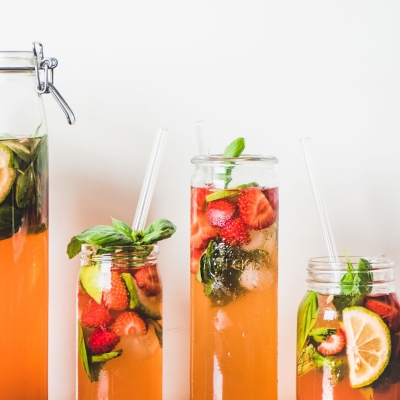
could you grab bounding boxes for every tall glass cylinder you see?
[77,245,163,400]
[0,51,49,398]
[190,155,279,400]
[297,256,400,400]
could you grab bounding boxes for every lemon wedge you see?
[0,143,16,203]
[343,306,391,388]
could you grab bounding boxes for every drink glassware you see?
[0,43,73,398]
[190,154,279,399]
[77,244,162,400]
[297,256,400,400]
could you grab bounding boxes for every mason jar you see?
[77,244,163,400]
[297,256,400,400]
[0,42,74,399]
[190,155,279,400]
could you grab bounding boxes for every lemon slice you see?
[0,143,16,203]
[343,306,391,388]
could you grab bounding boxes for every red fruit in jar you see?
[238,187,276,230]
[365,294,400,330]
[191,248,204,274]
[103,271,129,310]
[317,328,346,356]
[134,265,162,296]
[206,199,236,228]
[80,298,114,328]
[111,311,148,337]
[263,187,279,211]
[191,212,218,250]
[87,328,120,354]
[220,217,250,246]
[191,186,212,212]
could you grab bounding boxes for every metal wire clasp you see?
[32,42,76,125]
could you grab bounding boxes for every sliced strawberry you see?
[111,311,147,337]
[103,271,129,310]
[238,187,276,230]
[191,212,218,250]
[206,199,236,227]
[263,187,279,212]
[134,265,162,296]
[220,217,250,246]
[317,328,346,356]
[191,186,212,212]
[365,294,400,331]
[80,298,114,328]
[191,248,204,275]
[87,328,120,354]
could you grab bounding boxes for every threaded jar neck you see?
[307,256,395,295]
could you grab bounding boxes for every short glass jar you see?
[297,256,400,400]
[77,244,162,400]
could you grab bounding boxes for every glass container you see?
[297,256,400,400]
[77,244,162,400]
[190,154,279,400]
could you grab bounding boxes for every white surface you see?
[1,1,400,399]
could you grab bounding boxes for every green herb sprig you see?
[67,217,176,259]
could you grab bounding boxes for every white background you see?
[1,1,400,399]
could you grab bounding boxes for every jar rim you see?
[191,154,278,165]
[308,256,394,270]
[0,51,35,70]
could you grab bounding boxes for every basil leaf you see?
[78,322,92,381]
[297,291,318,355]
[148,319,163,348]
[111,217,133,238]
[0,204,22,231]
[2,140,31,163]
[223,138,245,157]
[67,236,83,259]
[221,137,245,188]
[297,344,316,376]
[75,225,135,247]
[16,167,36,208]
[141,219,177,244]
[91,350,122,363]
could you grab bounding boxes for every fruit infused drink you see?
[297,256,400,400]
[0,135,48,398]
[190,139,279,400]
[68,218,176,400]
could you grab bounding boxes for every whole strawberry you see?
[206,199,236,228]
[134,265,162,296]
[220,217,250,246]
[87,328,120,355]
[80,298,114,328]
[103,271,129,310]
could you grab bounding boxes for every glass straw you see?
[300,137,338,262]
[195,120,210,156]
[132,127,168,231]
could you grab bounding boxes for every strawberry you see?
[365,294,400,330]
[80,298,114,328]
[263,187,279,212]
[317,328,346,356]
[191,186,212,212]
[191,248,204,274]
[111,311,147,337]
[220,217,250,246]
[206,199,236,227]
[191,212,218,250]
[87,328,120,355]
[134,265,162,296]
[103,271,129,310]
[238,187,276,230]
